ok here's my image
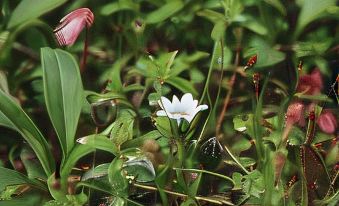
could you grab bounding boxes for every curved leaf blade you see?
[8,0,67,29]
[0,90,54,175]
[41,47,83,157]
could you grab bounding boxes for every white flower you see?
[156,93,208,124]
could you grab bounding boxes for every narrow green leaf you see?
[0,90,54,175]
[145,1,184,24]
[76,134,119,156]
[108,158,128,197]
[100,0,139,16]
[8,0,67,29]
[211,20,226,41]
[0,167,47,192]
[41,47,83,157]
[264,0,286,16]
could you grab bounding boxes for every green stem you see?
[223,145,250,175]
[173,168,235,186]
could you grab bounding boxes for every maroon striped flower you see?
[54,8,94,46]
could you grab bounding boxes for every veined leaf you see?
[145,1,184,24]
[41,48,83,157]
[8,0,67,29]
[0,90,54,176]
[0,167,47,192]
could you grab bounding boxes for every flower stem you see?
[223,145,250,175]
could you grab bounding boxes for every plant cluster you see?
[0,0,338,206]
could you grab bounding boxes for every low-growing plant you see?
[0,0,338,206]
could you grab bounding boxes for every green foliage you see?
[0,0,338,205]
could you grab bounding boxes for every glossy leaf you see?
[41,47,83,157]
[8,0,67,29]
[123,156,156,183]
[0,90,54,176]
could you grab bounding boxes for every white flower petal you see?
[197,104,208,111]
[180,93,194,112]
[172,95,180,109]
[156,110,167,117]
[159,96,173,112]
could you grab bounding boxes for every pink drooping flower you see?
[317,110,337,134]
[297,69,323,95]
[286,101,305,126]
[282,101,305,143]
[54,8,94,46]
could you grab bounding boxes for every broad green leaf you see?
[81,163,110,181]
[296,0,336,37]
[123,156,156,183]
[110,110,135,147]
[8,0,67,29]
[245,38,285,69]
[0,111,15,130]
[41,48,83,157]
[100,0,139,16]
[0,90,54,175]
[166,77,198,96]
[0,167,47,192]
[76,134,119,156]
[145,1,184,24]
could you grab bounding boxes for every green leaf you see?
[108,158,128,197]
[76,134,119,156]
[0,167,47,192]
[166,77,198,96]
[296,0,336,37]
[20,147,46,180]
[41,47,83,157]
[211,20,226,41]
[263,0,286,16]
[8,0,67,29]
[294,40,332,57]
[104,55,132,92]
[245,37,285,69]
[0,90,54,176]
[196,9,225,23]
[0,191,46,206]
[81,163,110,181]
[100,0,139,16]
[145,1,184,24]
[123,156,156,183]
[121,130,162,149]
[110,110,135,147]
[61,144,94,179]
